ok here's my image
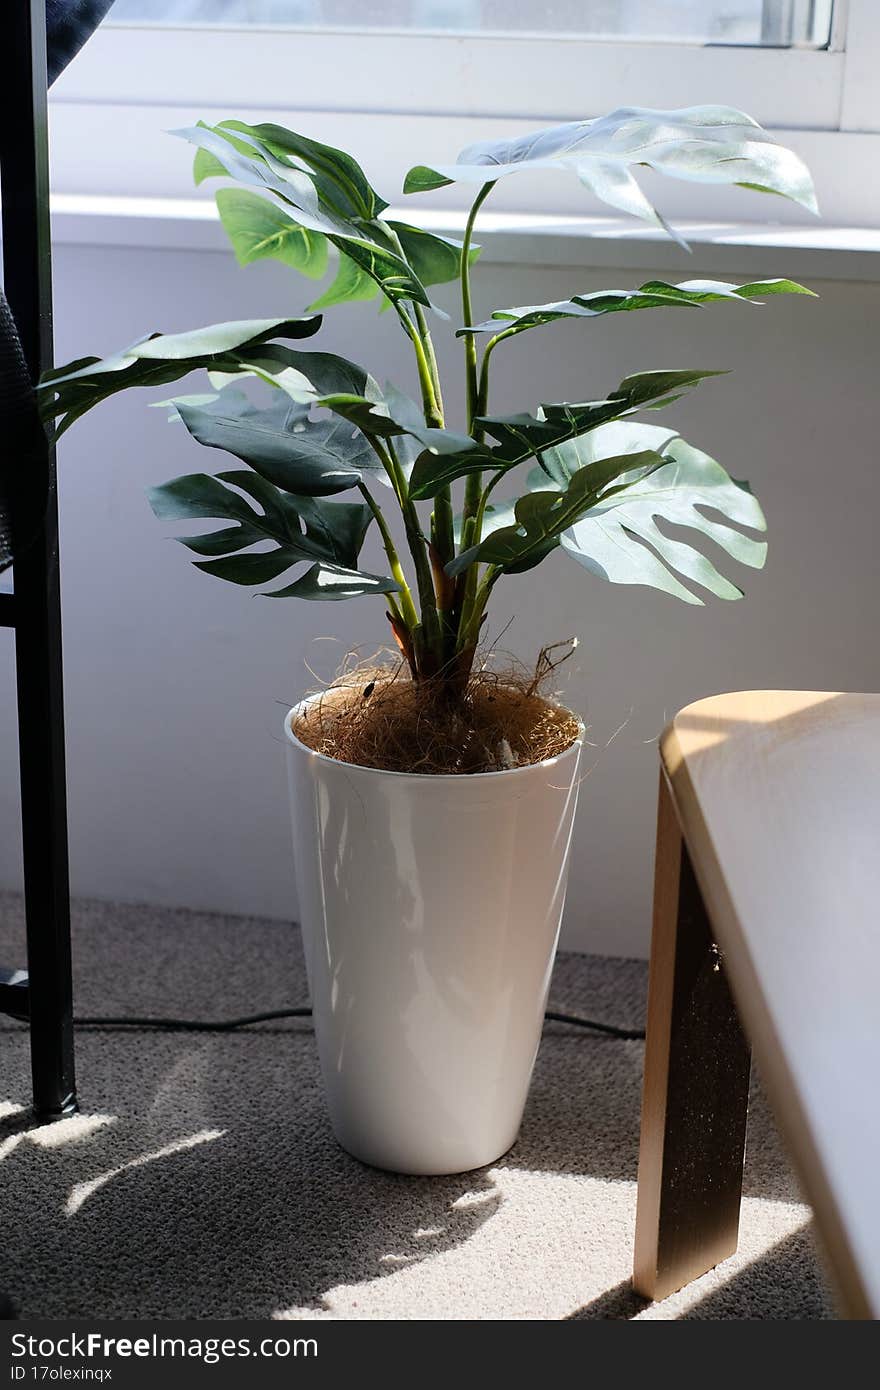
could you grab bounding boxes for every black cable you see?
[72,1007,313,1033]
[543,1009,645,1041]
[71,1006,644,1040]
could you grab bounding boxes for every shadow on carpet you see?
[0,894,833,1320]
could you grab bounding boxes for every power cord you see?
[543,1010,645,1041]
[70,1007,645,1041]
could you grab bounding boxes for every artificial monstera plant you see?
[40,106,816,698]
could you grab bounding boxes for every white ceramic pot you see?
[284,697,584,1175]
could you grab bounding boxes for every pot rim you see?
[284,690,585,783]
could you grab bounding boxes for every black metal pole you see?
[1,0,77,1117]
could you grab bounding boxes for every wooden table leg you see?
[633,771,752,1302]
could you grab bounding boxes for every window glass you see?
[106,1,835,48]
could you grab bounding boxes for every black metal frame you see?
[1,0,77,1117]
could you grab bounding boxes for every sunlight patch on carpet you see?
[65,1128,225,1216]
[272,1171,816,1321]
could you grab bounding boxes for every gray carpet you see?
[0,892,833,1320]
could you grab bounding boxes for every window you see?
[106,0,834,48]
[50,1,879,228]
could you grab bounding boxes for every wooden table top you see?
[661,690,880,1319]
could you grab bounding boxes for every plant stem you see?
[384,590,404,625]
[412,302,454,568]
[357,481,419,631]
[457,565,499,653]
[460,180,496,440]
[461,182,497,524]
[455,467,504,650]
[395,305,443,427]
[366,434,441,671]
[471,467,506,547]
[378,211,455,592]
[380,223,444,426]
[454,181,497,656]
[414,303,444,422]
[476,328,515,424]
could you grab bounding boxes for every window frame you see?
[51,21,847,123]
[47,1,880,228]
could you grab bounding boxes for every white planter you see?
[284,696,584,1175]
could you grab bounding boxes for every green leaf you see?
[265,563,398,600]
[408,368,720,499]
[531,419,679,488]
[176,523,264,557]
[177,124,431,308]
[403,165,455,195]
[134,319,320,360]
[481,369,724,464]
[148,471,261,526]
[249,347,381,401]
[453,497,517,546]
[202,350,315,403]
[216,471,373,567]
[447,445,663,577]
[161,344,385,416]
[405,106,818,243]
[297,496,374,567]
[406,431,494,501]
[214,467,299,532]
[462,278,816,340]
[193,145,230,185]
[313,393,399,437]
[214,349,404,443]
[576,157,688,248]
[215,188,328,279]
[309,251,380,310]
[219,119,388,221]
[459,495,563,576]
[201,343,379,407]
[380,383,426,436]
[195,549,304,585]
[38,316,322,437]
[387,222,478,288]
[147,468,394,600]
[151,392,221,421]
[175,390,381,496]
[559,425,767,603]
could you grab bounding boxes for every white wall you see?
[2,237,879,957]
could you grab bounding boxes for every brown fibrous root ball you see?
[291,643,582,776]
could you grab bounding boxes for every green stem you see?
[476,328,515,426]
[358,481,419,631]
[381,223,444,427]
[411,303,454,568]
[414,303,445,423]
[384,590,404,625]
[382,218,455,581]
[366,435,441,669]
[472,467,506,547]
[395,306,443,428]
[455,182,497,657]
[461,181,496,439]
[454,470,504,646]
[457,565,499,653]
[432,493,455,575]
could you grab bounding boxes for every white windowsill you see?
[49,194,880,283]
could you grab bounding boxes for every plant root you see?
[291,642,581,775]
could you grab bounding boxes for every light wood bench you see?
[633,691,880,1319]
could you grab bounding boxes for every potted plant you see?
[40,106,815,1175]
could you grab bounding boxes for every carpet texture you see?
[0,892,833,1320]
